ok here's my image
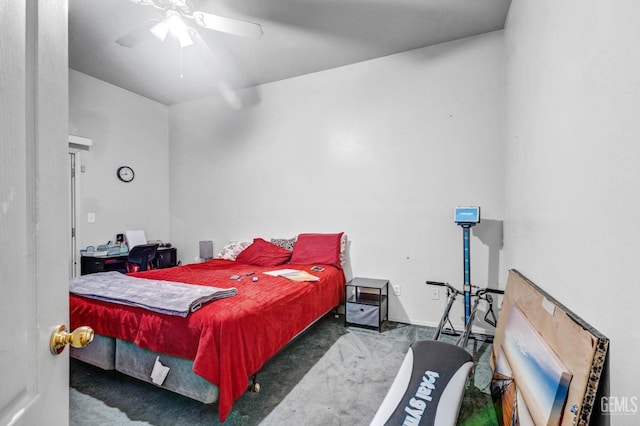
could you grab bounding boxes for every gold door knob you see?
[50,324,94,355]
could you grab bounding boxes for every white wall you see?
[504,0,640,414]
[169,32,505,326]
[69,70,171,253]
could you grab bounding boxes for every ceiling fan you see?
[116,0,263,48]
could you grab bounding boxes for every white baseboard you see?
[387,315,495,338]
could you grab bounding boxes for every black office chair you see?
[126,243,159,272]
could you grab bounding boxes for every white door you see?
[0,1,72,425]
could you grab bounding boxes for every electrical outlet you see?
[393,285,401,296]
[431,288,440,300]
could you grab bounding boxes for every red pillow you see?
[290,232,344,268]
[235,238,292,266]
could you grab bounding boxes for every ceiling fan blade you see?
[192,11,263,39]
[116,20,158,48]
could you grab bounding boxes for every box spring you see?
[70,334,219,404]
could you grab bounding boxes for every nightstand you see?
[345,277,389,332]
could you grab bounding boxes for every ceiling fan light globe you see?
[150,20,169,41]
[167,13,186,36]
[166,13,193,46]
[178,32,194,47]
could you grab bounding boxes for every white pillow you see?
[214,241,251,260]
[340,233,348,268]
[270,237,296,251]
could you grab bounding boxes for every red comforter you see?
[70,259,345,421]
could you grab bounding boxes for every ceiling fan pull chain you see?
[179,45,184,79]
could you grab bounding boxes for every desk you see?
[80,247,177,275]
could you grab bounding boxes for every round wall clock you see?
[116,166,135,182]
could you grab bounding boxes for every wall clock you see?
[116,166,135,182]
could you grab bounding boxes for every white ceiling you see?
[69,0,511,106]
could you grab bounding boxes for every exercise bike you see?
[427,280,503,347]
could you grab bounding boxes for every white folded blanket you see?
[70,271,237,317]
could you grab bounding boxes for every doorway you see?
[69,149,82,278]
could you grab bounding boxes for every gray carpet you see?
[70,315,497,425]
[261,325,494,425]
[70,388,153,426]
[261,325,422,425]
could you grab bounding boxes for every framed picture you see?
[491,270,609,426]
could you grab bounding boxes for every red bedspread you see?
[70,259,345,421]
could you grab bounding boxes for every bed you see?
[70,234,346,422]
